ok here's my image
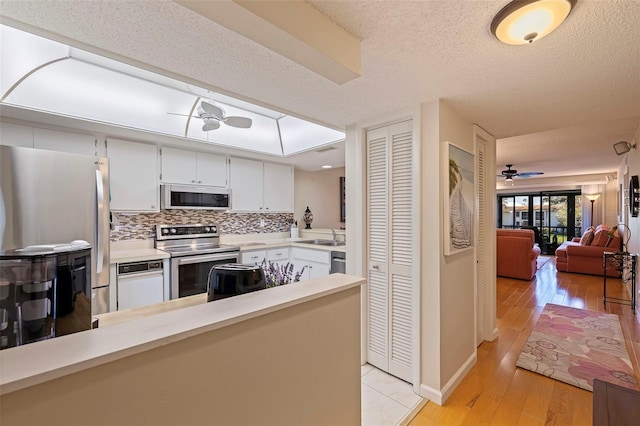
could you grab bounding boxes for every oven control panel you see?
[156,224,219,240]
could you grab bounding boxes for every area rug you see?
[516,303,638,392]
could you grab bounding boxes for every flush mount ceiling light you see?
[491,0,577,45]
[613,141,637,155]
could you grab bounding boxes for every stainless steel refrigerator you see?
[0,146,110,316]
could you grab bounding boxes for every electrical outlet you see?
[260,218,265,227]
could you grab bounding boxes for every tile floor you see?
[361,364,427,425]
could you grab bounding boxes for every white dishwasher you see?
[116,260,165,310]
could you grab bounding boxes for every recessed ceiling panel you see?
[278,115,345,155]
[0,25,68,98]
[4,59,196,137]
[0,23,346,159]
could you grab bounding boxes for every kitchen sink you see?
[297,239,346,246]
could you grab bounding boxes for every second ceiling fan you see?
[499,164,544,183]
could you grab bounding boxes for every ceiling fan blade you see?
[224,116,252,128]
[167,112,191,117]
[200,100,224,118]
[202,120,220,131]
[516,172,544,177]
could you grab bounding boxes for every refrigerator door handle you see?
[95,169,104,274]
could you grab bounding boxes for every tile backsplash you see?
[111,210,294,241]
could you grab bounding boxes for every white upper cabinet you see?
[229,157,264,211]
[34,128,98,156]
[229,158,293,213]
[161,147,227,187]
[107,138,159,212]
[0,121,34,147]
[263,162,293,212]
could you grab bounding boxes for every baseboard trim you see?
[418,351,477,406]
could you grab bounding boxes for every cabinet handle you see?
[259,207,263,210]
[198,181,202,183]
[191,180,196,183]
[372,265,380,270]
[265,207,269,210]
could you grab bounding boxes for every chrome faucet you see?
[331,229,337,241]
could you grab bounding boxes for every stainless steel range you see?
[155,224,240,299]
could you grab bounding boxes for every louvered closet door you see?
[366,126,389,371]
[366,120,413,383]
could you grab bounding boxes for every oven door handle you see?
[175,253,238,266]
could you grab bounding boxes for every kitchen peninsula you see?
[0,274,364,426]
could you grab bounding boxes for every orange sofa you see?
[497,229,541,280]
[555,225,622,277]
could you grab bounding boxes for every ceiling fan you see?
[499,164,544,183]
[170,99,253,132]
[196,100,252,131]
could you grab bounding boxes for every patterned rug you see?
[516,303,638,392]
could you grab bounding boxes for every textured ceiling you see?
[0,0,639,177]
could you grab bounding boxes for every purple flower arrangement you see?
[260,259,306,288]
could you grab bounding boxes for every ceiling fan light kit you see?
[491,0,577,45]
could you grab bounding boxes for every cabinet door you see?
[34,128,96,156]
[161,147,197,184]
[241,250,267,265]
[307,260,331,280]
[267,248,289,262]
[230,157,264,211]
[108,138,159,212]
[290,258,310,282]
[196,152,227,187]
[0,122,33,147]
[263,162,293,212]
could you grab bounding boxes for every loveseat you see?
[497,229,541,280]
[555,224,622,277]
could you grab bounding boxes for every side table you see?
[603,252,638,314]
[593,379,640,425]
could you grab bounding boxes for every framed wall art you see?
[444,142,475,255]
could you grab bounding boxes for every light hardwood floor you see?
[409,255,640,425]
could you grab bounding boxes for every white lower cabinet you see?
[267,248,289,263]
[241,246,330,282]
[241,250,267,266]
[290,247,330,282]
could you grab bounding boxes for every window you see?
[497,190,582,254]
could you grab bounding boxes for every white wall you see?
[626,124,640,312]
[437,101,477,386]
[294,167,345,230]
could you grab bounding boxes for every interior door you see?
[366,120,413,383]
[474,125,496,345]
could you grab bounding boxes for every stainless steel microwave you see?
[161,185,231,210]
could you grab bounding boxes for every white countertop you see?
[0,273,364,396]
[109,241,345,264]
[237,238,347,253]
[110,248,170,264]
